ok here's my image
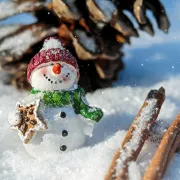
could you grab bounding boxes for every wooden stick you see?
[143,113,180,180]
[105,87,165,180]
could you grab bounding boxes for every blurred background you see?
[0,0,179,92]
[117,0,180,87]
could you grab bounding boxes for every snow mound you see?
[1,74,180,179]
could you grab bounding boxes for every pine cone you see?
[0,0,170,91]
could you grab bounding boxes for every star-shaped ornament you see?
[11,99,47,144]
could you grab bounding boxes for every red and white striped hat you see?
[27,37,79,83]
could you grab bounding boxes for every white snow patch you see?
[0,1,16,20]
[0,1,44,20]
[95,0,116,21]
[0,25,22,40]
[128,162,141,180]
[1,75,180,179]
[0,29,37,56]
[75,30,97,53]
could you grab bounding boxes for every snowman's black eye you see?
[51,63,54,65]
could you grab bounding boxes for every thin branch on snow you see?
[105,87,165,180]
[143,113,180,180]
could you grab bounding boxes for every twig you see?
[105,87,165,180]
[143,113,180,180]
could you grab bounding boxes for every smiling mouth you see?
[43,73,70,84]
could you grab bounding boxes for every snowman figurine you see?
[9,37,103,158]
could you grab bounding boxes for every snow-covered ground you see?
[1,0,180,179]
[0,64,180,180]
[1,47,180,179]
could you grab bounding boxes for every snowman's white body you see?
[23,98,95,158]
[9,38,101,158]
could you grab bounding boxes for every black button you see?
[60,112,66,118]
[62,130,68,137]
[60,145,67,151]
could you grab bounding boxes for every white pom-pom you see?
[41,38,64,51]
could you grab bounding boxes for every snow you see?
[75,30,97,53]
[0,29,37,56]
[128,162,141,180]
[0,25,22,40]
[0,27,58,57]
[0,1,16,20]
[0,1,43,20]
[95,0,116,21]
[1,71,180,179]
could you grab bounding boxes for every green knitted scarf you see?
[31,87,103,122]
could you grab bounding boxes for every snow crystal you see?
[95,0,116,21]
[0,25,22,40]
[75,30,97,53]
[41,38,64,51]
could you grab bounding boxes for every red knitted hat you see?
[27,37,79,83]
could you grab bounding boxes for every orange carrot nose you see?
[52,63,61,74]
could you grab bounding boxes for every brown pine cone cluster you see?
[0,0,170,91]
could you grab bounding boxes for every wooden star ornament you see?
[10,99,48,144]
